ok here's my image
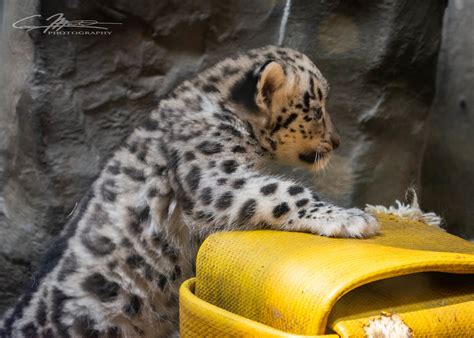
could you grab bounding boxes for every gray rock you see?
[421,0,474,239]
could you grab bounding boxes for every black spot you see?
[57,254,78,282]
[218,124,241,137]
[221,160,239,174]
[217,178,227,185]
[312,193,321,201]
[271,122,282,135]
[298,152,317,164]
[137,149,147,163]
[127,205,149,235]
[238,199,257,223]
[196,211,213,221]
[126,141,138,154]
[231,145,246,153]
[295,104,303,109]
[215,191,234,210]
[326,209,333,214]
[273,203,290,218]
[81,232,116,256]
[147,187,158,198]
[143,263,155,282]
[186,165,201,192]
[107,164,120,175]
[184,151,196,161]
[36,300,47,327]
[207,75,220,83]
[303,91,311,108]
[121,238,133,248]
[197,141,223,155]
[200,187,213,205]
[213,112,235,123]
[208,160,216,168]
[108,261,118,271]
[142,118,159,131]
[123,294,142,317]
[82,273,120,302]
[296,198,309,207]
[122,167,146,182]
[222,65,240,76]
[153,165,167,176]
[162,242,179,262]
[21,322,38,337]
[298,209,307,218]
[157,274,167,290]
[202,84,220,93]
[51,288,72,337]
[261,183,278,195]
[233,179,246,189]
[288,185,304,196]
[283,113,298,128]
[126,254,145,269]
[182,196,195,214]
[73,315,100,338]
[317,87,323,101]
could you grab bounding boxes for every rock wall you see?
[421,0,474,239]
[0,0,458,313]
[0,0,38,313]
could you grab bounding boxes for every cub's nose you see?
[330,133,341,150]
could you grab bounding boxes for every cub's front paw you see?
[307,207,379,238]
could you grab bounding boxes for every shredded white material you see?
[278,0,291,46]
[365,188,443,228]
[364,313,413,338]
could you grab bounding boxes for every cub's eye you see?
[314,107,323,120]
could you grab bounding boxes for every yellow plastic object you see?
[180,278,335,337]
[180,213,474,336]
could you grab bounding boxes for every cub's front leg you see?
[181,156,379,238]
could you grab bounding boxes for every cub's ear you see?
[255,61,286,111]
[230,60,286,114]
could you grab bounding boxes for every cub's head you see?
[230,47,340,171]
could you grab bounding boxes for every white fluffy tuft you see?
[364,313,413,338]
[365,188,443,228]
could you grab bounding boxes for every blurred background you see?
[0,0,472,313]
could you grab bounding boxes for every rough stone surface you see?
[421,0,474,239]
[0,0,39,313]
[0,0,461,313]
[283,0,446,208]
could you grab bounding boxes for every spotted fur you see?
[0,46,378,337]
